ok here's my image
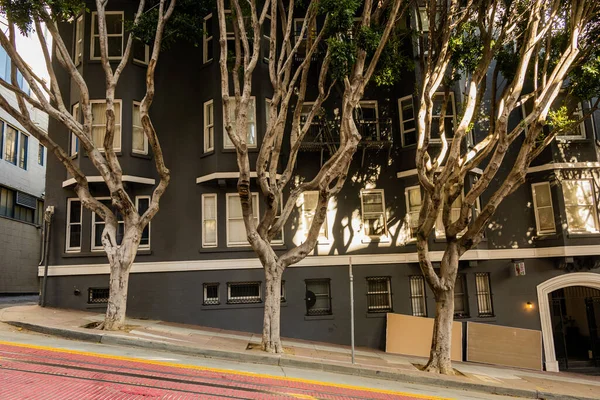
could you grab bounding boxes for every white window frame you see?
[435,192,463,238]
[132,101,148,155]
[299,191,329,243]
[90,99,122,152]
[227,282,262,304]
[224,97,257,149]
[271,194,284,245]
[357,100,380,140]
[202,193,218,248]
[293,18,317,45]
[226,192,259,247]
[430,92,456,143]
[203,282,219,305]
[70,104,80,157]
[135,195,151,250]
[562,179,600,234]
[556,102,586,141]
[203,14,213,63]
[91,197,124,251]
[405,186,421,241]
[366,276,392,313]
[66,198,82,252]
[203,100,214,153]
[132,40,150,65]
[90,11,124,61]
[360,189,388,238]
[305,279,332,316]
[398,95,416,147]
[531,182,556,235]
[409,275,427,317]
[74,14,84,65]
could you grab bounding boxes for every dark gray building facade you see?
[43,1,600,373]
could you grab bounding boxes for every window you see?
[366,277,392,313]
[132,39,150,65]
[88,287,109,304]
[136,196,150,250]
[415,6,430,54]
[91,11,124,60]
[562,180,599,233]
[293,18,317,58]
[202,194,217,248]
[66,198,82,252]
[70,104,80,156]
[435,194,462,238]
[556,100,586,140]
[91,100,122,151]
[0,186,13,218]
[271,195,284,245]
[409,275,427,317]
[532,182,556,234]
[356,101,379,141]
[38,144,44,166]
[361,189,387,238]
[454,274,469,318]
[227,282,261,304]
[224,97,256,149]
[300,191,328,242]
[475,273,494,317]
[203,100,214,152]
[262,14,271,62]
[74,14,84,65]
[18,133,27,169]
[226,192,259,246]
[405,186,422,240]
[398,96,416,147]
[132,102,147,155]
[431,92,456,142]
[4,124,17,164]
[203,14,213,63]
[305,279,332,316]
[203,283,219,305]
[92,198,124,251]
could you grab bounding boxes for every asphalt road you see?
[0,317,525,400]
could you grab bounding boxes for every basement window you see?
[88,287,109,304]
[227,282,262,304]
[203,283,219,305]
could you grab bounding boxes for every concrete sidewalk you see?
[1,305,599,400]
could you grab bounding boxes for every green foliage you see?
[0,0,85,34]
[569,55,600,101]
[127,0,213,50]
[319,0,361,34]
[449,23,483,75]
[327,37,356,80]
[372,28,413,87]
[547,106,576,134]
[495,45,518,82]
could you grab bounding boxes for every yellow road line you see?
[0,340,450,400]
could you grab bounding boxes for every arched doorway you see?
[537,273,600,372]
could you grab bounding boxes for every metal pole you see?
[349,256,355,364]
[41,206,54,307]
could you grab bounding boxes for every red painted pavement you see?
[0,342,440,400]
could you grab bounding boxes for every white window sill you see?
[361,236,391,244]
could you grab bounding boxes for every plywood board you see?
[385,313,462,361]
[466,322,542,370]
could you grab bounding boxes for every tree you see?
[0,0,176,330]
[215,0,406,352]
[413,0,600,374]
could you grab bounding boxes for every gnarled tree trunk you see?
[262,262,283,353]
[424,287,455,374]
[103,257,133,330]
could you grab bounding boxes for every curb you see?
[7,321,599,400]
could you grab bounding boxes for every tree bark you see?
[103,256,133,331]
[424,287,455,375]
[262,263,283,353]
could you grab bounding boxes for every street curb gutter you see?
[6,321,597,400]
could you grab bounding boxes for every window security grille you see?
[227,282,261,304]
[366,277,392,313]
[15,191,37,209]
[88,287,109,304]
[203,283,219,305]
[475,273,494,317]
[409,276,427,317]
[305,279,332,316]
[454,274,469,318]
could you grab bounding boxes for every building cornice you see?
[39,244,600,277]
[62,175,156,188]
[527,162,600,174]
[196,171,281,184]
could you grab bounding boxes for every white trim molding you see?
[527,162,600,174]
[397,168,483,179]
[196,171,281,184]
[537,273,600,372]
[41,244,600,277]
[62,175,156,188]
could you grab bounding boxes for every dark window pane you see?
[107,36,122,57]
[70,225,81,248]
